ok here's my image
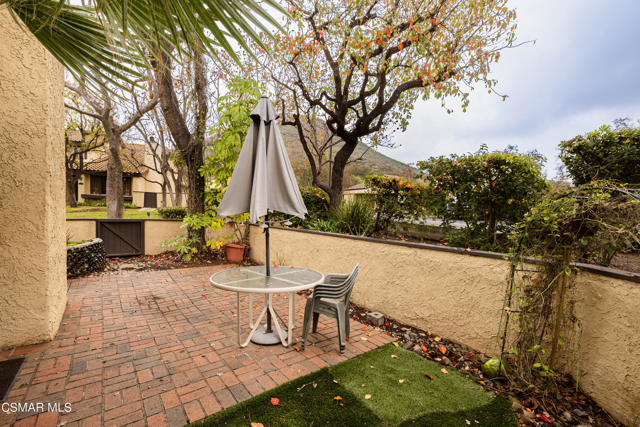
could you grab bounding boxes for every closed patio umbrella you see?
[217,96,307,344]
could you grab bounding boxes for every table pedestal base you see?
[238,292,295,347]
[250,327,287,345]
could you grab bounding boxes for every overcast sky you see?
[378,0,640,178]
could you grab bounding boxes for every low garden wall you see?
[66,219,236,256]
[67,238,107,278]
[249,225,640,426]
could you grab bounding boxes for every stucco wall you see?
[66,220,237,256]
[249,226,640,425]
[67,220,97,242]
[145,220,182,255]
[0,10,66,349]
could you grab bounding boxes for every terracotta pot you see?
[224,243,248,264]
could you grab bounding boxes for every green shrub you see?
[366,175,427,235]
[334,197,375,236]
[309,218,341,233]
[418,145,548,251]
[76,200,138,209]
[269,186,330,227]
[560,125,640,185]
[77,199,106,207]
[301,186,330,221]
[157,206,188,219]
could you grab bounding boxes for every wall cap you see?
[66,218,182,222]
[256,225,640,284]
[66,237,103,251]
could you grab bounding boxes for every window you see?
[90,175,132,196]
[90,175,106,194]
[123,177,132,196]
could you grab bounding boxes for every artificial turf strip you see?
[190,344,517,426]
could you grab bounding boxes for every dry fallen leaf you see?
[438,345,447,354]
[391,354,398,359]
[420,345,427,352]
[465,420,471,425]
[270,397,280,406]
[251,423,264,427]
[364,394,371,400]
[392,341,399,347]
[294,346,301,352]
[424,373,433,380]
[441,368,448,374]
[434,336,441,342]
[398,379,405,384]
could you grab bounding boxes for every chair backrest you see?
[314,264,359,304]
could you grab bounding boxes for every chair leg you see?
[312,312,320,333]
[301,299,314,350]
[336,309,346,354]
[344,308,350,340]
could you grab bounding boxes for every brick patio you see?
[0,265,392,427]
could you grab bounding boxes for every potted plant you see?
[224,217,250,264]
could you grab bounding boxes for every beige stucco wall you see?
[0,9,66,349]
[249,227,640,425]
[67,220,97,242]
[65,220,236,255]
[145,221,236,255]
[567,272,640,425]
[144,220,183,255]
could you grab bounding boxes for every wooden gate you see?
[96,219,145,256]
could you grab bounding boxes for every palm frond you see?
[2,0,285,91]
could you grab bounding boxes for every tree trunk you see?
[106,126,124,218]
[161,181,168,208]
[152,45,207,247]
[66,171,78,207]
[185,148,206,247]
[174,167,184,207]
[327,137,358,211]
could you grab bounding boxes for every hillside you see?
[279,126,417,188]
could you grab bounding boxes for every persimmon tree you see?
[255,0,518,209]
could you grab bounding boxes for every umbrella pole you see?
[265,213,272,333]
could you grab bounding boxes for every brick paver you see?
[0,265,392,426]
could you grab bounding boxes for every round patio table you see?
[210,266,324,347]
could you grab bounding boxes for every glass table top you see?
[210,265,324,293]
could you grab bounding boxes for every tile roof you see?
[82,143,147,175]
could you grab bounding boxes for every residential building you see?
[68,133,185,208]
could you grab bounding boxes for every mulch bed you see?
[348,303,622,427]
[88,249,235,276]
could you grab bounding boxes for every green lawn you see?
[66,206,162,219]
[191,344,516,426]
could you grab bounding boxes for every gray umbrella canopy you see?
[217,97,307,223]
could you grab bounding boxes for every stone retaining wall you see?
[66,238,107,278]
